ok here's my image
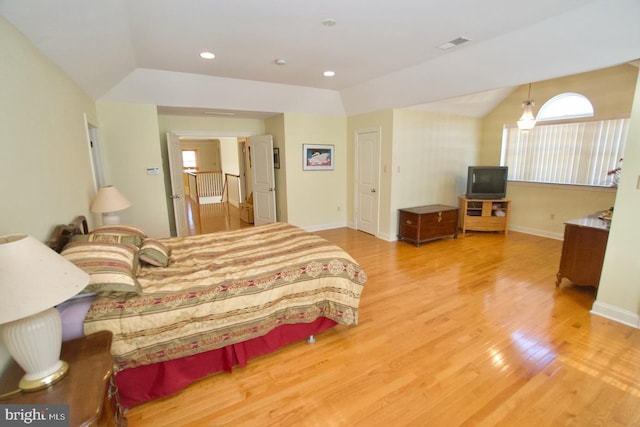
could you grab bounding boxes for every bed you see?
[49,217,367,408]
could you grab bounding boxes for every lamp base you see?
[19,361,69,392]
[101,212,121,225]
[0,308,69,393]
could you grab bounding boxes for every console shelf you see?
[459,196,511,235]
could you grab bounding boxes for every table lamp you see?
[0,235,89,391]
[90,185,132,225]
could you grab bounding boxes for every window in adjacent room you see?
[501,93,628,187]
[182,149,198,173]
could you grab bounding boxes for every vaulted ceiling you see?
[2,0,639,117]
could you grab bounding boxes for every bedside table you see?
[0,330,127,427]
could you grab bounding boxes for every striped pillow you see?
[139,238,170,267]
[61,241,142,294]
[91,224,147,247]
[71,233,141,247]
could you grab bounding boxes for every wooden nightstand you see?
[0,330,127,427]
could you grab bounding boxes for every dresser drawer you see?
[465,215,506,231]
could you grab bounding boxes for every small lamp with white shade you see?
[0,234,89,391]
[90,185,132,225]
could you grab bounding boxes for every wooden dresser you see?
[0,331,127,427]
[397,205,458,246]
[556,212,610,289]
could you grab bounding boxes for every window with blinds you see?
[182,149,198,172]
[501,118,629,187]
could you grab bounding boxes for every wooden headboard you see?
[47,216,89,253]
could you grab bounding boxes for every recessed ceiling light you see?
[200,52,215,59]
[322,18,337,27]
[274,58,287,65]
[323,71,335,77]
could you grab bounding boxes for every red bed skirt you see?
[115,318,337,408]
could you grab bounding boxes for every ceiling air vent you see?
[437,37,471,50]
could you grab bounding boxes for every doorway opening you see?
[166,132,262,236]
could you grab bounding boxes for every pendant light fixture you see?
[517,83,536,130]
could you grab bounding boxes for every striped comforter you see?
[83,223,367,370]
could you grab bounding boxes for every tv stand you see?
[459,196,511,235]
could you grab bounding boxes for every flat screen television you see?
[466,166,508,199]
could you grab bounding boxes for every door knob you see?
[371,189,376,193]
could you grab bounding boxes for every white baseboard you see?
[509,225,563,240]
[345,223,394,242]
[302,221,348,232]
[591,301,640,329]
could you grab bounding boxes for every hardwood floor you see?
[185,198,253,235]
[126,216,640,426]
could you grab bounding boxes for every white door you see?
[167,132,189,236]
[238,138,252,201]
[355,129,380,235]
[84,114,105,190]
[248,135,276,225]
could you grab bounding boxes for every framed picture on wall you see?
[302,144,334,171]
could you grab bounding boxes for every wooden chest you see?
[398,205,458,246]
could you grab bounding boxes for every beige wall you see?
[0,16,98,370]
[0,16,98,241]
[594,71,640,327]
[180,139,221,171]
[481,64,639,238]
[95,103,170,238]
[391,110,480,238]
[281,113,348,229]
[157,114,265,137]
[506,183,616,238]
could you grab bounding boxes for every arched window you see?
[537,92,594,121]
[503,93,627,187]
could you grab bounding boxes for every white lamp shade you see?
[0,235,89,324]
[90,185,132,214]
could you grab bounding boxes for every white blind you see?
[502,119,628,186]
